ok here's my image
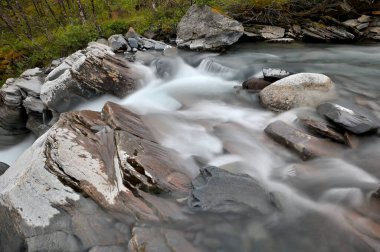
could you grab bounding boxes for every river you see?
[1,42,380,251]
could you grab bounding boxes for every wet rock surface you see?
[0,102,192,251]
[176,5,244,50]
[317,103,379,134]
[259,73,336,112]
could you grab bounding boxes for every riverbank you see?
[1,1,379,85]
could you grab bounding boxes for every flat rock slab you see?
[265,120,346,160]
[260,73,336,112]
[300,118,346,144]
[317,103,379,134]
[189,166,276,214]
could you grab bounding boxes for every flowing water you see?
[2,42,380,251]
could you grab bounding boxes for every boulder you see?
[242,78,271,92]
[108,34,128,52]
[265,120,346,160]
[0,162,9,176]
[317,103,379,134]
[176,5,244,50]
[189,166,276,214]
[127,38,139,49]
[259,73,336,112]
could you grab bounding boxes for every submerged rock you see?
[317,103,379,134]
[265,120,345,160]
[189,166,275,214]
[176,5,244,50]
[0,162,9,176]
[259,73,336,112]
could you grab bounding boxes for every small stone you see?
[242,78,271,92]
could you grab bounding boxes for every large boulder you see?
[0,102,191,251]
[176,5,244,50]
[259,73,336,112]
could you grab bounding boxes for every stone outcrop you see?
[176,5,244,50]
[0,102,192,251]
[0,41,151,143]
[259,73,336,112]
[41,42,142,112]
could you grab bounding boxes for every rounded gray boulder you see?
[259,73,336,112]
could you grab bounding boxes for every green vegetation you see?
[0,0,289,85]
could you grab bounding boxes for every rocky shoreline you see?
[0,3,380,252]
